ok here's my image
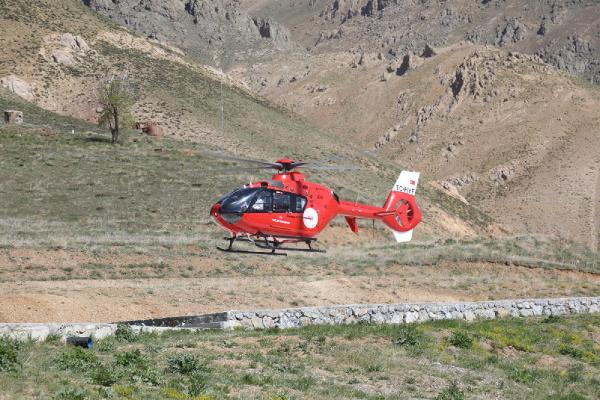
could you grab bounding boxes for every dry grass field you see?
[0,121,597,323]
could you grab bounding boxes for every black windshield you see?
[218,187,307,214]
[219,188,260,214]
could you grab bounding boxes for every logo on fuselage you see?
[303,207,319,229]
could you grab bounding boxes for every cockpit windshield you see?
[219,187,260,214]
[217,187,307,215]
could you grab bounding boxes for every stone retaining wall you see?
[1,297,598,341]
[226,297,600,330]
[0,324,191,342]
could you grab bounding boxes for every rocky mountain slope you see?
[241,0,600,85]
[83,0,299,67]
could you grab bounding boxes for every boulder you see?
[51,49,76,67]
[58,33,89,52]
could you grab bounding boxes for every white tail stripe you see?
[393,171,420,195]
[391,171,420,243]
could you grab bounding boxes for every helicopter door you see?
[269,191,307,233]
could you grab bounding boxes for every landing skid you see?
[217,235,325,256]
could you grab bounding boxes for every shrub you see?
[241,373,260,385]
[436,381,465,400]
[115,348,147,368]
[167,353,203,375]
[545,393,587,400]
[0,338,20,372]
[161,387,188,399]
[95,338,116,353]
[566,364,584,383]
[138,366,162,386]
[56,347,100,373]
[114,348,161,385]
[365,364,384,372]
[393,325,428,353]
[45,334,63,344]
[92,366,119,386]
[508,366,539,384]
[447,331,474,349]
[53,387,88,400]
[559,344,584,360]
[543,315,561,324]
[112,385,135,398]
[188,372,208,396]
[114,323,137,342]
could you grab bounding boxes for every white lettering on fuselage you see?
[272,218,291,225]
[395,185,416,195]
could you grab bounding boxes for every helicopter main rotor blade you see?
[309,155,350,165]
[206,166,277,173]
[288,162,308,169]
[301,165,359,171]
[202,150,361,172]
[203,151,281,168]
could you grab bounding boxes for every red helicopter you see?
[210,157,422,255]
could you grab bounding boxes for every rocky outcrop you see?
[60,33,89,52]
[396,53,423,76]
[315,0,599,85]
[0,75,34,101]
[82,0,293,66]
[321,0,396,21]
[495,18,527,47]
[540,35,597,80]
[42,33,90,67]
[252,17,290,49]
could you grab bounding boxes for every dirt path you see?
[1,262,599,323]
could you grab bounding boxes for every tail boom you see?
[336,193,421,232]
[336,171,422,241]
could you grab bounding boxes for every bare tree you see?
[97,77,134,144]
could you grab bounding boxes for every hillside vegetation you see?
[1,314,599,399]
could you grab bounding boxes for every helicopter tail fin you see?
[381,171,422,243]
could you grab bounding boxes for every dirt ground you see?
[1,249,599,323]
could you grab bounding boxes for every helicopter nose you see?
[210,203,221,217]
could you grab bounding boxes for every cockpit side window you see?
[249,190,272,212]
[291,195,307,213]
[273,191,291,212]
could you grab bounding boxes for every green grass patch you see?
[2,315,598,398]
